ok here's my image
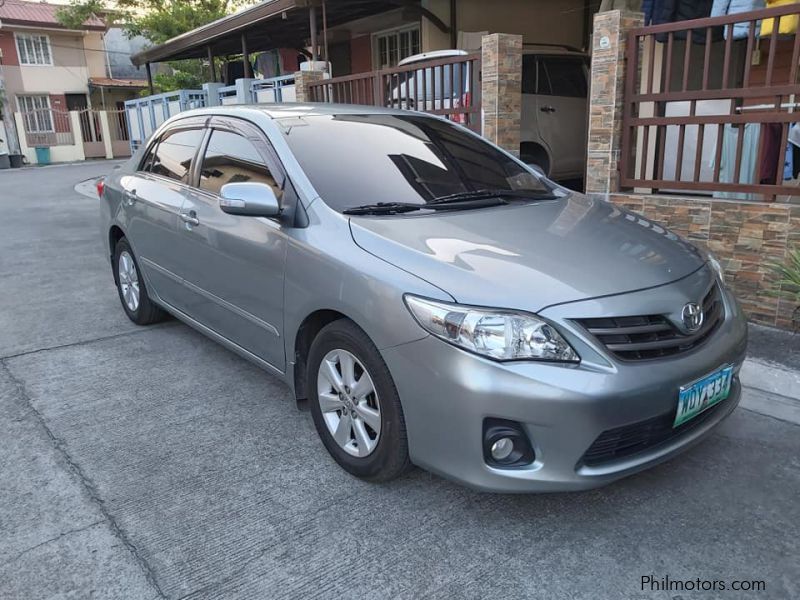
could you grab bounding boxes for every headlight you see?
[707,253,725,281]
[404,295,579,362]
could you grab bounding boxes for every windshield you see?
[278,113,553,213]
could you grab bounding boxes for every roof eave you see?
[130,0,304,66]
[0,19,106,32]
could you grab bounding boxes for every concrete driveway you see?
[1,162,798,600]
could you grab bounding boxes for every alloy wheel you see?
[317,349,382,457]
[118,250,140,312]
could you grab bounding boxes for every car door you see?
[534,55,589,178]
[119,122,206,308]
[171,118,288,370]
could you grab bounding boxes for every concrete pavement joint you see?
[2,520,106,567]
[0,361,168,600]
[0,322,180,361]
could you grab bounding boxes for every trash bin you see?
[9,154,24,168]
[34,146,50,165]
[0,154,9,170]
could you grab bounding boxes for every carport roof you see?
[130,0,409,66]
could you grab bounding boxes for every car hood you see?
[349,194,706,312]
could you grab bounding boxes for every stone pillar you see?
[202,82,225,106]
[293,70,325,103]
[98,111,114,159]
[481,33,523,156]
[69,111,86,162]
[234,78,256,104]
[585,9,644,195]
[14,112,34,164]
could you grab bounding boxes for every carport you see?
[131,0,451,93]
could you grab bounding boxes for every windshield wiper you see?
[428,188,559,205]
[343,202,425,215]
[343,196,511,215]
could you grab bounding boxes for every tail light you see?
[96,178,105,198]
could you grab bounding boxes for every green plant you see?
[769,248,800,330]
[770,249,800,299]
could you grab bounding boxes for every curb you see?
[74,177,101,199]
[740,358,800,425]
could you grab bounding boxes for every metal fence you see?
[124,90,207,151]
[218,85,238,105]
[107,109,132,157]
[78,109,105,158]
[20,108,73,147]
[621,3,800,201]
[308,53,482,132]
[252,75,296,103]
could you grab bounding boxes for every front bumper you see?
[381,282,748,493]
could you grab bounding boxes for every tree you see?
[55,0,107,31]
[56,0,247,92]
[114,0,236,46]
[57,0,240,44]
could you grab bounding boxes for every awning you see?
[130,0,418,66]
[89,77,149,89]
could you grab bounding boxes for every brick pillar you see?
[294,70,325,103]
[481,33,522,156]
[585,9,644,195]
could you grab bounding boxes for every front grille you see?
[580,392,734,467]
[575,283,723,361]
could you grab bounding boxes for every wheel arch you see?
[292,309,350,406]
[520,141,551,176]
[108,225,126,282]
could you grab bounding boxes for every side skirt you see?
[155,299,287,380]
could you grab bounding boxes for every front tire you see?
[113,237,165,326]
[308,320,410,482]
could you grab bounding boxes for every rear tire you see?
[113,237,165,326]
[307,319,410,482]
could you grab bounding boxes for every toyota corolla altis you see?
[99,105,747,492]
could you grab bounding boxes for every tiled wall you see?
[609,193,799,329]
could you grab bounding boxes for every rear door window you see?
[522,55,538,95]
[198,129,279,196]
[148,128,205,183]
[539,57,587,98]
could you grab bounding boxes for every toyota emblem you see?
[681,302,704,333]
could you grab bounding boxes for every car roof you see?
[171,103,434,122]
[398,49,469,66]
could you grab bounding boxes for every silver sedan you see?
[99,104,747,492]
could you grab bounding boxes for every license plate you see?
[674,365,734,428]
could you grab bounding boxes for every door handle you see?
[180,211,200,227]
[540,105,556,113]
[124,189,137,206]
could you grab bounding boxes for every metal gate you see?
[78,109,105,158]
[107,109,132,158]
[19,108,74,147]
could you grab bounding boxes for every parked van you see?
[391,46,589,181]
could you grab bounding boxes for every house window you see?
[16,34,53,66]
[17,95,53,132]
[375,26,420,69]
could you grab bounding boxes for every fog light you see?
[483,418,535,468]
[491,437,515,461]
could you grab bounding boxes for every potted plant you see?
[770,249,800,332]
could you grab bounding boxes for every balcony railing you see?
[620,3,800,201]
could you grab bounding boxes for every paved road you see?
[1,162,799,600]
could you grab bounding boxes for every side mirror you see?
[219,182,280,217]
